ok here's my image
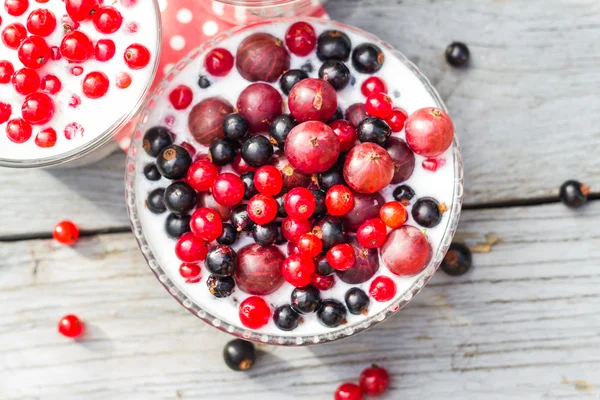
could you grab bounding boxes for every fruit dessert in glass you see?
[0,0,160,168]
[126,18,463,345]
[206,0,326,24]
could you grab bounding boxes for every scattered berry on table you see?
[205,245,238,277]
[317,299,347,327]
[291,285,322,314]
[412,197,444,228]
[53,220,80,245]
[205,48,234,77]
[279,69,308,95]
[359,365,390,396]
[369,276,396,302]
[445,41,470,67]
[58,314,84,338]
[335,383,363,400]
[352,42,385,74]
[327,243,356,271]
[223,339,256,371]
[273,304,303,331]
[345,287,370,315]
[316,30,351,61]
[179,263,201,283]
[146,188,166,214]
[559,180,589,209]
[207,275,235,298]
[319,60,351,91]
[282,253,315,287]
[165,214,191,239]
[239,296,271,329]
[164,182,197,215]
[441,243,472,276]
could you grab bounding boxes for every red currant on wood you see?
[334,383,363,400]
[58,314,84,338]
[359,365,390,396]
[53,220,79,245]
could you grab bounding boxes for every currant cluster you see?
[143,21,455,332]
[0,0,152,147]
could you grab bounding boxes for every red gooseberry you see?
[379,201,407,229]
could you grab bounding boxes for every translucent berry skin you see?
[35,127,57,148]
[53,220,79,245]
[285,21,317,56]
[186,159,219,191]
[212,173,245,207]
[179,263,202,283]
[247,194,278,225]
[285,121,340,175]
[325,185,354,216]
[21,92,55,125]
[405,107,454,157]
[0,60,14,84]
[379,201,407,229]
[281,217,312,243]
[40,74,61,94]
[205,48,234,77]
[297,233,322,258]
[365,92,393,119]
[254,165,283,196]
[0,102,12,124]
[239,296,271,329]
[124,43,151,69]
[17,36,51,69]
[92,6,123,34]
[175,232,208,263]
[65,0,100,22]
[190,207,223,242]
[369,276,396,302]
[386,108,408,132]
[94,39,115,61]
[58,314,84,338]
[27,8,56,37]
[335,383,363,400]
[82,71,109,99]
[288,78,338,123]
[169,85,193,110]
[284,187,316,221]
[282,253,315,287]
[326,244,356,271]
[2,23,27,49]
[361,76,387,97]
[6,118,32,143]
[381,226,431,276]
[60,31,93,63]
[356,218,387,249]
[329,120,357,152]
[359,365,390,396]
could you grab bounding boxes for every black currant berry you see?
[198,75,211,89]
[217,223,239,246]
[393,184,416,206]
[357,117,391,147]
[209,138,236,166]
[241,135,273,168]
[241,172,258,200]
[319,60,350,91]
[273,305,302,331]
[412,197,443,228]
[275,222,287,245]
[318,166,344,191]
[275,195,288,218]
[279,69,308,95]
[230,204,255,232]
[269,114,296,150]
[560,180,589,209]
[311,189,327,218]
[143,126,173,157]
[317,299,347,327]
[345,287,370,315]
[165,213,191,239]
[445,42,470,67]
[316,30,351,61]
[441,243,472,276]
[351,43,385,74]
[207,275,235,298]
[313,216,345,250]
[147,188,166,214]
[252,222,278,246]
[222,113,249,142]
[223,339,256,371]
[315,253,334,276]
[143,163,161,181]
[156,144,192,180]
[164,181,197,214]
[206,245,238,277]
[291,285,322,314]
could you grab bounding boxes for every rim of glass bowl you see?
[125,17,464,346]
[0,0,163,169]
[212,0,322,7]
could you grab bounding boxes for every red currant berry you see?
[26,8,56,36]
[329,120,357,152]
[385,108,407,132]
[179,263,201,283]
[94,38,115,61]
[247,194,278,225]
[239,296,270,329]
[53,220,79,245]
[0,102,11,124]
[6,118,32,143]
[60,30,93,63]
[356,218,387,249]
[58,314,84,338]
[71,66,83,76]
[11,68,39,95]
[359,365,390,396]
[284,187,316,221]
[115,71,132,89]
[82,71,109,99]
[232,153,256,174]
[4,0,29,16]
[18,35,51,68]
[186,159,218,191]
[281,217,312,243]
[365,92,393,119]
[379,201,407,229]
[169,85,193,110]
[282,253,315,287]
[2,23,27,49]
[335,383,363,400]
[285,21,317,56]
[205,48,234,77]
[21,92,54,125]
[65,0,99,22]
[297,233,322,258]
[325,185,354,216]
[254,165,283,196]
[175,232,208,263]
[124,43,150,69]
[369,276,396,302]
[0,60,14,84]
[35,127,56,148]
[361,76,387,97]
[326,244,356,271]
[93,6,122,34]
[212,173,245,207]
[190,207,223,242]
[40,74,61,94]
[311,272,335,291]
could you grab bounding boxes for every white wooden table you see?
[2,1,600,398]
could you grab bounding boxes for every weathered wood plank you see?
[1,202,599,399]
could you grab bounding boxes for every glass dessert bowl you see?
[126,17,463,345]
[206,0,326,24]
[0,0,161,168]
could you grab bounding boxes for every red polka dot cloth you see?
[115,0,328,150]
